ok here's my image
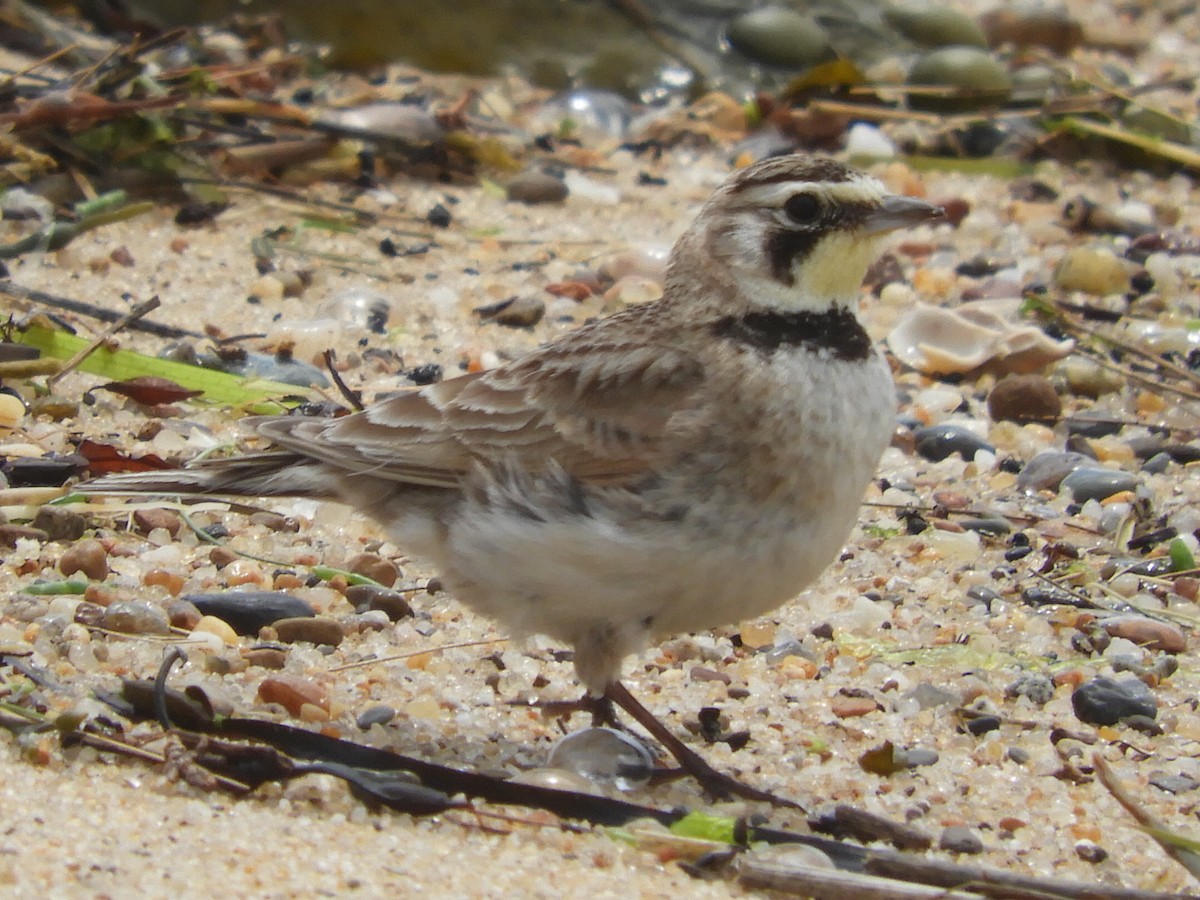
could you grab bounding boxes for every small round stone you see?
[193,615,240,645]
[884,5,987,48]
[345,583,414,621]
[31,506,87,541]
[908,47,1011,112]
[506,170,569,204]
[101,600,170,635]
[59,539,109,581]
[1060,467,1140,502]
[356,705,397,729]
[1055,246,1130,295]
[274,616,345,647]
[726,7,834,69]
[1072,676,1157,726]
[345,553,400,587]
[132,508,182,537]
[1016,450,1089,491]
[1006,673,1055,705]
[913,423,994,461]
[987,374,1061,423]
[939,825,984,855]
[258,674,329,716]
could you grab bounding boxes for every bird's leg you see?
[604,680,804,810]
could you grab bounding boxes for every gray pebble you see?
[913,424,994,462]
[958,517,1011,535]
[357,705,397,730]
[1060,467,1140,502]
[939,825,984,855]
[908,47,1011,113]
[1142,452,1172,475]
[1150,772,1199,794]
[31,506,87,541]
[274,616,345,647]
[1071,676,1157,726]
[1005,673,1055,706]
[895,748,940,768]
[1006,746,1030,764]
[726,7,833,68]
[506,171,568,205]
[902,683,958,710]
[1066,411,1123,438]
[1016,450,1090,491]
[102,600,170,635]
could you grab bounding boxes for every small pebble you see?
[475,295,546,327]
[356,705,397,729]
[167,599,202,630]
[193,615,239,645]
[725,7,833,68]
[885,5,986,47]
[31,506,87,541]
[1055,246,1130,294]
[426,203,452,228]
[1075,841,1108,864]
[913,424,994,461]
[258,674,329,715]
[132,508,182,537]
[102,600,170,635]
[964,715,1001,736]
[1142,452,1172,475]
[1071,676,1157,726]
[27,395,78,421]
[345,583,414,621]
[831,695,880,718]
[243,647,287,669]
[987,374,1061,422]
[59,539,109,580]
[938,825,984,855]
[186,591,315,635]
[344,553,400,587]
[1148,772,1199,794]
[1060,467,1141,503]
[506,170,569,204]
[907,47,1011,112]
[1016,451,1089,491]
[1006,673,1055,705]
[1101,616,1186,653]
[273,616,345,647]
[1066,411,1123,438]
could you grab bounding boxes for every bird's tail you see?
[82,451,337,499]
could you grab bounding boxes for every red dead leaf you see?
[97,376,203,406]
[78,439,173,474]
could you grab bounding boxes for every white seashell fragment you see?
[886,298,1074,375]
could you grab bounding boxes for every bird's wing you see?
[257,308,709,488]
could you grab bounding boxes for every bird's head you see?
[672,155,942,314]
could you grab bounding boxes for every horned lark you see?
[87,154,941,801]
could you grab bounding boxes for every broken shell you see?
[886,298,1074,375]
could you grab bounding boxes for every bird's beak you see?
[862,195,944,235]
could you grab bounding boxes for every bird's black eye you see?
[784,192,822,224]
